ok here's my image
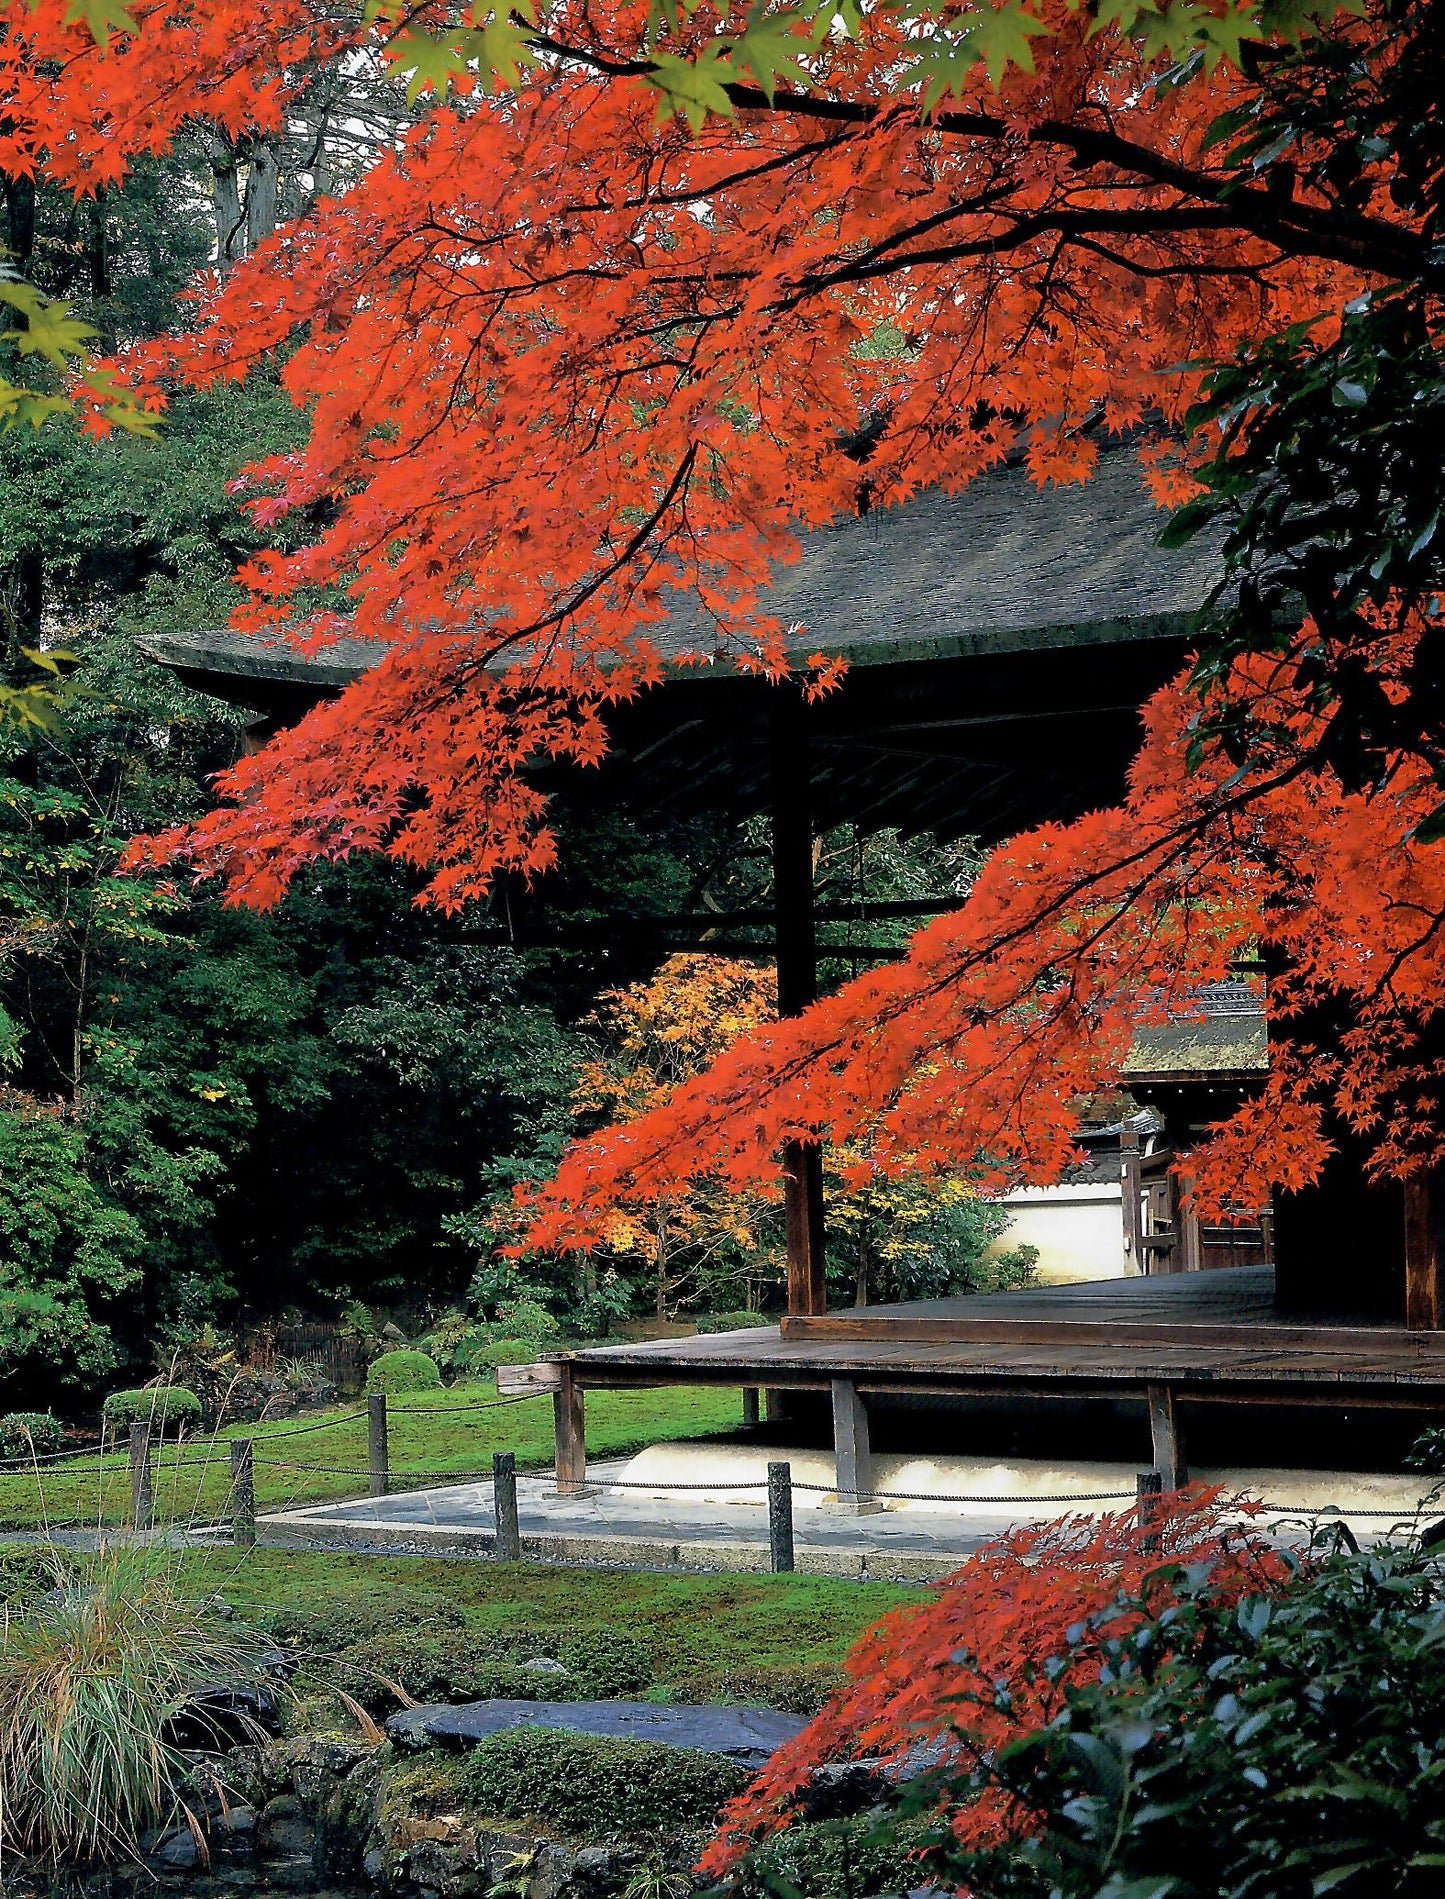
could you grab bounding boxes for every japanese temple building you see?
[143,442,1445,1499]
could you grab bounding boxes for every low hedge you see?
[462,1726,750,1838]
[101,1388,203,1436]
[365,1350,442,1395]
[0,1412,63,1463]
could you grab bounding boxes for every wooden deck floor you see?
[557,1268,1445,1405]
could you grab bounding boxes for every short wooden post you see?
[1147,1384,1187,1491]
[764,1389,790,1425]
[742,1388,760,1426]
[230,1438,256,1549]
[493,1451,521,1560]
[553,1364,587,1495]
[128,1422,153,1532]
[368,1392,389,1498]
[767,1460,795,1572]
[1136,1469,1163,1554]
[830,1377,882,1514]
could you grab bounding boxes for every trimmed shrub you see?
[463,1727,750,1838]
[0,1413,62,1464]
[101,1388,203,1439]
[695,1311,769,1335]
[365,1350,442,1396]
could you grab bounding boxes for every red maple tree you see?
[6,0,1439,1211]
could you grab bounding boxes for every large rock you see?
[386,1698,807,1765]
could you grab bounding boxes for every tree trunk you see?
[206,132,244,270]
[244,138,280,251]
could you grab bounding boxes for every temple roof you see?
[139,444,1223,842]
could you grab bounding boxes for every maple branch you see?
[527,29,1427,282]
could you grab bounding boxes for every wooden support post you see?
[772,693,827,1318]
[830,1377,882,1514]
[368,1392,389,1498]
[554,1363,587,1495]
[1136,1469,1163,1554]
[1147,1384,1187,1491]
[129,1422,153,1533]
[493,1450,521,1560]
[1405,1173,1445,1331]
[742,1388,760,1427]
[230,1438,256,1549]
[767,1460,795,1572]
[1120,1122,1144,1275]
[764,1388,790,1425]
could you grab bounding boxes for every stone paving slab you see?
[386,1697,808,1763]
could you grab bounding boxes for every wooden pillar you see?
[553,1363,587,1495]
[830,1377,881,1514]
[1120,1122,1143,1275]
[1147,1384,1187,1491]
[1405,1172,1445,1330]
[772,692,826,1317]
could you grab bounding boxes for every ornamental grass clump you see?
[0,1543,277,1865]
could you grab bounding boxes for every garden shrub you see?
[101,1387,203,1438]
[744,1817,929,1899]
[365,1350,442,1395]
[695,1311,767,1334]
[0,1413,63,1464]
[463,1727,750,1838]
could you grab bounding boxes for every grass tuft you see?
[0,1542,278,1865]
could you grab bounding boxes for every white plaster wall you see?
[984,1181,1132,1284]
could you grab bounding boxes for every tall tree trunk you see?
[245,138,280,251]
[2,171,36,269]
[206,132,244,271]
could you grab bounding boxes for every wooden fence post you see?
[493,1451,521,1560]
[768,1460,795,1573]
[553,1365,587,1495]
[129,1422,153,1533]
[1136,1469,1163,1555]
[231,1438,256,1549]
[368,1392,389,1498]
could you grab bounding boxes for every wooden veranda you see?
[504,1266,1445,1497]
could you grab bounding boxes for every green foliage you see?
[0,1100,144,1400]
[0,1543,279,1864]
[682,1659,843,1717]
[366,1349,443,1395]
[100,1386,203,1434]
[0,1413,62,1464]
[463,1726,751,1839]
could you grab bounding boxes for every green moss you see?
[378,1753,472,1831]
[463,1728,750,1839]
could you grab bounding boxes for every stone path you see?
[254,1451,1437,1580]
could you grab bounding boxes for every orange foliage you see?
[699,1490,1294,1877]
[7,1,1434,1206]
[522,612,1445,1228]
[94,0,1363,915]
